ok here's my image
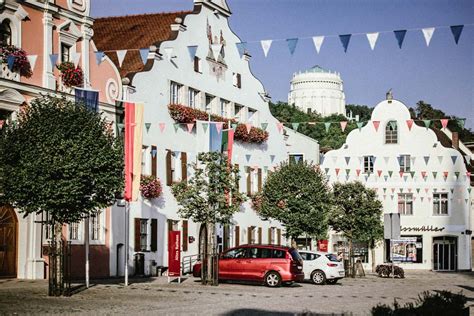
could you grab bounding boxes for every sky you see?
[91,0,473,128]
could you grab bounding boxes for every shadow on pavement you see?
[223,309,348,316]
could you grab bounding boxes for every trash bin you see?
[134,253,145,276]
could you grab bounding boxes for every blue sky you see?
[92,0,473,127]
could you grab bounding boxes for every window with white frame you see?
[188,88,199,109]
[363,155,375,173]
[141,146,149,175]
[399,154,411,172]
[289,154,304,164]
[0,20,12,47]
[220,99,229,118]
[433,193,448,215]
[91,211,102,241]
[69,222,80,240]
[234,104,245,121]
[398,193,413,215]
[140,219,148,251]
[205,94,215,113]
[385,121,398,144]
[170,81,182,104]
[43,212,53,242]
[61,43,71,63]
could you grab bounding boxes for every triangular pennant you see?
[261,123,268,131]
[187,45,198,62]
[468,187,472,193]
[356,169,361,177]
[261,40,273,57]
[443,171,449,179]
[384,176,388,182]
[372,120,380,132]
[312,36,324,54]
[139,48,149,65]
[324,122,331,133]
[174,151,181,158]
[423,120,431,129]
[465,199,469,204]
[173,123,180,132]
[408,188,412,193]
[383,157,389,164]
[270,155,276,163]
[423,156,430,165]
[450,25,464,44]
[164,47,174,61]
[428,197,432,203]
[406,119,414,131]
[451,156,457,165]
[366,32,379,50]
[211,44,222,61]
[456,118,465,129]
[344,157,350,165]
[324,168,329,174]
[291,123,300,131]
[440,118,449,129]
[159,122,166,133]
[356,122,364,130]
[364,175,369,181]
[27,55,38,71]
[390,195,394,200]
[340,121,348,132]
[187,123,194,133]
[235,42,247,59]
[403,175,408,182]
[399,188,403,193]
[6,55,15,71]
[339,34,351,53]
[454,171,460,180]
[231,123,238,131]
[394,30,407,49]
[383,195,387,200]
[215,122,223,134]
[345,169,350,176]
[424,188,429,194]
[335,168,340,176]
[49,54,58,68]
[421,27,435,46]
[245,154,251,162]
[116,50,127,67]
[245,123,252,134]
[388,170,393,177]
[145,122,151,133]
[286,38,298,55]
[345,175,350,181]
[421,197,424,202]
[201,122,209,133]
[151,149,157,158]
[437,156,443,164]
[377,170,383,177]
[421,171,427,178]
[391,188,396,193]
[399,171,404,178]
[432,171,437,179]
[95,51,104,65]
[416,188,421,194]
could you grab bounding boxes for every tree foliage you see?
[258,161,332,240]
[346,104,373,121]
[172,152,245,224]
[0,95,123,224]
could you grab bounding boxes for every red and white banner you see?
[168,231,181,277]
[124,102,144,201]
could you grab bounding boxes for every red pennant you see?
[372,121,380,132]
[335,168,340,175]
[159,122,166,133]
[245,123,252,134]
[440,119,449,129]
[340,121,348,132]
[428,197,432,202]
[406,120,414,131]
[356,169,361,176]
[399,171,404,178]
[391,188,395,193]
[377,170,382,177]
[443,171,449,178]
[421,171,427,178]
[276,122,284,133]
[186,123,194,133]
[424,188,429,193]
[408,188,412,193]
[467,172,471,177]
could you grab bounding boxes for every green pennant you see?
[410,171,415,178]
[389,121,397,130]
[292,123,300,130]
[261,122,268,131]
[263,166,268,172]
[423,120,431,128]
[450,188,454,194]
[145,122,151,133]
[173,123,180,132]
[454,171,460,179]
[388,171,393,177]
[456,118,465,129]
[416,188,420,194]
[432,171,437,179]
[324,122,331,133]
[345,169,350,175]
[202,122,209,133]
[356,122,364,130]
[468,187,472,193]
[383,188,387,193]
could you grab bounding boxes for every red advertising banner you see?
[317,240,328,252]
[168,231,181,277]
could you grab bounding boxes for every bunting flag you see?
[124,102,144,202]
[245,123,252,134]
[139,48,149,65]
[276,122,284,133]
[221,128,235,163]
[145,123,151,133]
[454,171,460,180]
[440,118,449,129]
[27,55,38,71]
[5,55,14,71]
[356,169,361,177]
[173,123,180,132]
[422,27,435,46]
[423,120,431,128]
[292,122,300,131]
[49,54,58,68]
[450,25,464,44]
[366,32,379,50]
[421,171,427,178]
[432,171,437,179]
[231,123,238,131]
[75,88,99,112]
[71,51,81,67]
[312,36,324,54]
[95,51,104,65]
[335,168,340,176]
[261,122,268,131]
[399,171,404,178]
[451,156,457,164]
[437,156,443,164]
[416,188,420,194]
[340,121,347,132]
[383,157,389,164]
[344,157,350,165]
[151,148,157,158]
[384,175,388,182]
[187,45,198,62]
[187,123,194,133]
[345,169,350,176]
[235,42,247,58]
[324,168,329,174]
[406,119,414,131]
[245,154,251,163]
[403,175,408,182]
[261,40,272,57]
[424,188,429,194]
[420,197,424,202]
[159,122,166,133]
[364,175,369,181]
[270,154,276,163]
[324,122,331,133]
[116,50,127,67]
[286,38,298,55]
[211,44,222,61]
[443,171,449,179]
[388,170,393,178]
[423,156,430,165]
[377,170,383,177]
[215,122,223,134]
[163,47,174,61]
[339,34,351,52]
[372,120,380,131]
[394,30,407,49]
[356,122,365,130]
[456,118,465,129]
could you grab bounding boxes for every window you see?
[222,247,246,259]
[61,43,71,63]
[193,56,201,73]
[140,219,148,251]
[247,226,256,244]
[246,166,253,196]
[141,146,148,175]
[205,94,215,113]
[363,155,375,173]
[170,82,182,104]
[385,236,423,263]
[69,222,80,240]
[0,20,12,46]
[385,121,398,144]
[188,88,199,109]
[433,193,448,215]
[325,253,341,262]
[91,211,101,241]
[398,193,413,215]
[301,252,320,261]
[234,104,245,121]
[220,99,229,117]
[289,154,304,164]
[399,154,411,172]
[43,212,53,241]
[233,73,241,88]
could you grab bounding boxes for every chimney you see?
[452,132,459,149]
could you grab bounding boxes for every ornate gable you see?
[194,0,231,16]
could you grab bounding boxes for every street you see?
[0,271,473,315]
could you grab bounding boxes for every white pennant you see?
[72,52,81,67]
[366,32,379,50]
[211,44,222,61]
[422,27,435,46]
[261,40,272,57]
[164,47,174,61]
[116,50,127,67]
[312,36,324,54]
[27,55,38,71]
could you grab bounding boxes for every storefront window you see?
[385,235,423,263]
[333,240,368,263]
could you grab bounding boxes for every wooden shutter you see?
[151,218,157,252]
[234,164,240,191]
[166,150,172,186]
[181,152,187,183]
[257,168,262,192]
[268,228,272,245]
[151,146,157,177]
[134,218,141,252]
[182,220,188,252]
[247,226,252,244]
[258,227,262,244]
[235,226,240,247]
[194,56,200,72]
[246,167,251,196]
[237,73,241,88]
[277,229,281,246]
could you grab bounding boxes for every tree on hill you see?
[0,95,124,295]
[346,104,373,121]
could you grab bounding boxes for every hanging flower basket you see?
[140,175,163,199]
[0,45,33,78]
[250,193,263,212]
[56,62,83,87]
[168,103,269,144]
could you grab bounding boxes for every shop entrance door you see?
[0,205,17,278]
[433,236,457,271]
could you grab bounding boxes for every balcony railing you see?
[0,64,20,82]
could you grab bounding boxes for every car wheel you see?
[326,279,338,285]
[264,271,282,287]
[311,270,326,285]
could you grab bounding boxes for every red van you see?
[192,244,304,287]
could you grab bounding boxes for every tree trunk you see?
[49,221,64,296]
[370,240,376,273]
[202,222,218,286]
[349,239,354,278]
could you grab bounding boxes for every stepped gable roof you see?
[93,11,192,77]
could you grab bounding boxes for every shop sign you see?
[317,240,328,252]
[401,226,444,232]
[168,231,181,277]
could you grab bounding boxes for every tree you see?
[330,181,384,276]
[257,161,332,242]
[0,95,123,295]
[172,152,245,285]
[346,104,373,121]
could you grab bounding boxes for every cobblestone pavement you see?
[0,271,473,315]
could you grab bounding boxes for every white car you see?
[299,251,345,285]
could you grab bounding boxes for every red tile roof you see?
[93,11,192,77]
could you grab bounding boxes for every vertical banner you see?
[75,88,99,112]
[221,128,234,164]
[124,102,144,201]
[168,231,181,277]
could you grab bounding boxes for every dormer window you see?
[0,20,12,46]
[385,120,398,144]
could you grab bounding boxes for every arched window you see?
[0,20,12,46]
[385,120,398,144]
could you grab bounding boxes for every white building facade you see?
[288,65,346,117]
[95,0,319,277]
[321,98,472,271]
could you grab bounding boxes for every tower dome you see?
[288,65,346,117]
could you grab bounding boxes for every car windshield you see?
[325,253,340,262]
[289,248,302,261]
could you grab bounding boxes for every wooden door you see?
[0,205,17,278]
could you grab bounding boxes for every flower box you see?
[56,62,83,87]
[0,45,32,78]
[140,175,162,199]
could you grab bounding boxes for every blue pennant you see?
[235,42,247,58]
[49,54,58,67]
[187,45,198,61]
[95,51,104,65]
[286,38,298,55]
[450,25,464,44]
[394,30,407,49]
[339,34,352,53]
[6,55,15,71]
[451,156,457,164]
[139,48,149,65]
[245,154,251,162]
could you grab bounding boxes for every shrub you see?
[0,45,32,78]
[56,62,83,87]
[140,175,162,199]
[375,264,404,278]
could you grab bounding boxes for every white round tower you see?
[288,65,346,117]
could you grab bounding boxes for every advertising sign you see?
[392,237,417,262]
[317,240,328,252]
[168,231,181,277]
